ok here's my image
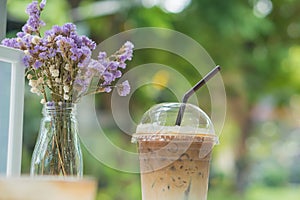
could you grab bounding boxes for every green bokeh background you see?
[4,0,300,199]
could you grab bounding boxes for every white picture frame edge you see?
[0,45,25,176]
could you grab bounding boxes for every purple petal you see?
[22,55,31,68]
[40,0,47,9]
[33,60,43,69]
[117,80,130,96]
[98,52,107,60]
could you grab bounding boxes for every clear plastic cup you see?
[132,103,218,200]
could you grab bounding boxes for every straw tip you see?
[216,65,221,71]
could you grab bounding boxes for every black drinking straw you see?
[175,65,221,126]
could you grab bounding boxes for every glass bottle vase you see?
[30,102,83,177]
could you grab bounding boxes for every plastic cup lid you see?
[132,102,218,144]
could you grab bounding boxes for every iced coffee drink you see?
[132,103,218,200]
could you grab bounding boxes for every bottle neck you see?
[42,102,77,116]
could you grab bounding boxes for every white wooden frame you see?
[0,0,7,40]
[0,45,25,176]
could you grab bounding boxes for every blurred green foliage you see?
[4,0,300,199]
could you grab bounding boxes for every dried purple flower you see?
[33,60,43,69]
[1,0,133,103]
[22,55,31,67]
[40,0,47,9]
[117,80,130,96]
[22,1,45,34]
[98,52,107,60]
[1,38,20,48]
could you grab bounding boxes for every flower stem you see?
[53,114,67,176]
